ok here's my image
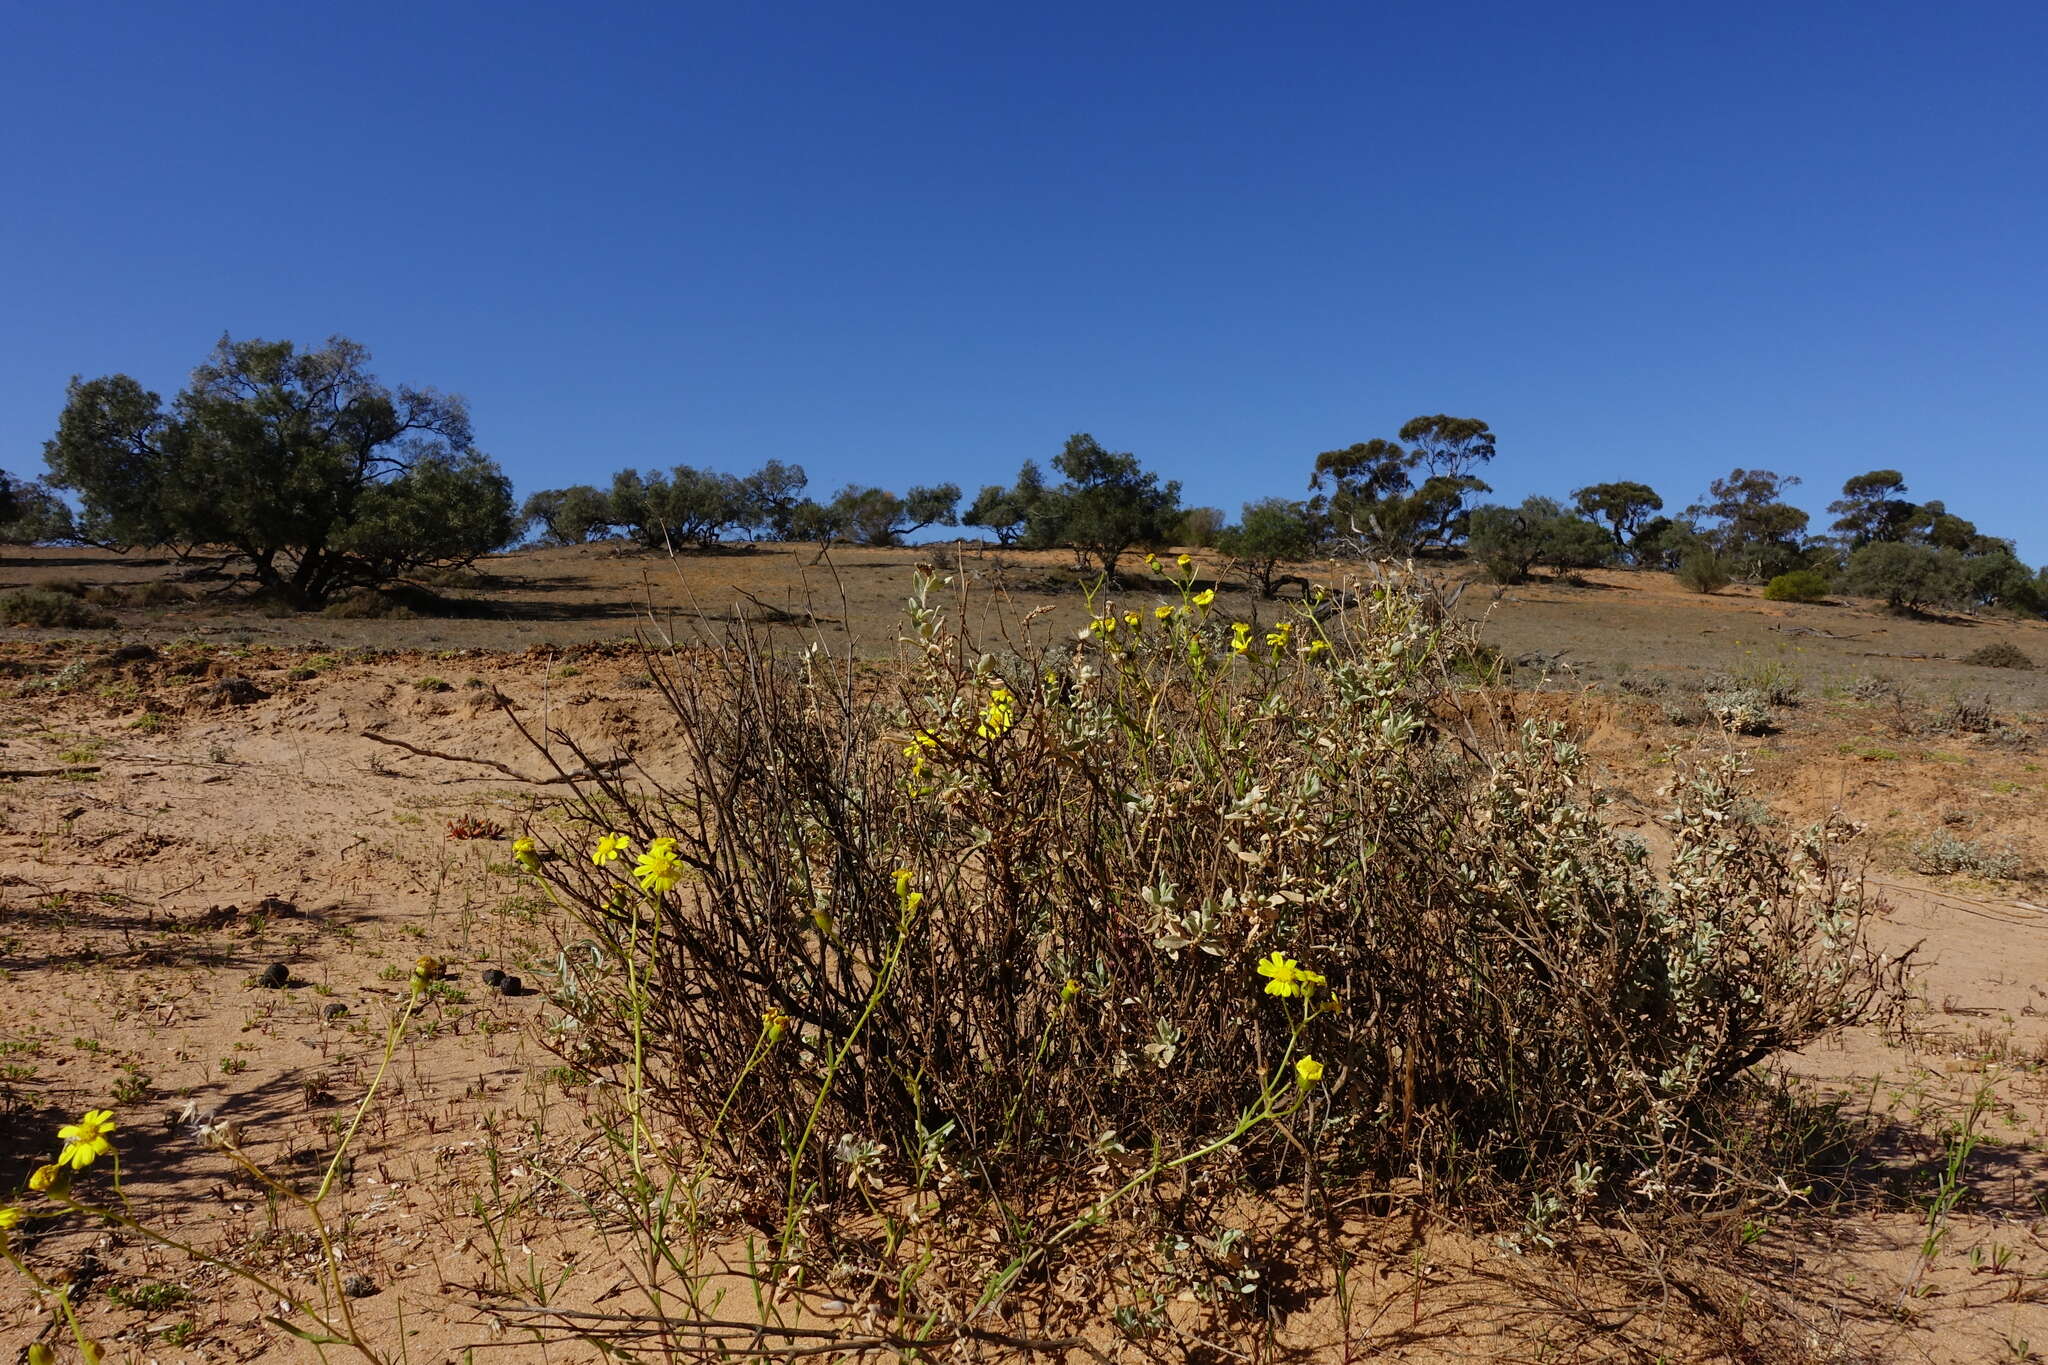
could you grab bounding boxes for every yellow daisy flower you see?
[633,844,683,895]
[591,832,631,866]
[1296,1055,1325,1088]
[57,1109,116,1171]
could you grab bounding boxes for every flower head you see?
[1154,604,1175,620]
[57,1109,116,1171]
[1177,553,1193,570]
[0,1205,21,1231]
[27,1163,65,1195]
[762,1007,791,1043]
[1295,1055,1325,1088]
[1061,977,1082,1002]
[1255,951,1325,998]
[512,836,541,873]
[633,843,683,895]
[1230,622,1253,655]
[977,686,1017,740]
[1192,588,1216,609]
[591,832,631,866]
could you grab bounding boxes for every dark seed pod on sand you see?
[481,967,505,987]
[497,975,522,997]
[258,963,289,989]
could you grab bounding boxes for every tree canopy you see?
[43,336,514,605]
[1038,434,1181,576]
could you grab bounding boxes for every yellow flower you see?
[1154,604,1175,620]
[57,1109,116,1171]
[1176,554,1193,569]
[1192,588,1215,608]
[0,1206,21,1230]
[1295,1055,1325,1088]
[633,844,683,895]
[1061,978,1081,1002]
[762,1007,791,1043]
[1265,621,1293,649]
[512,836,541,872]
[977,686,1017,739]
[27,1163,65,1195]
[893,867,914,901]
[1123,611,1141,629]
[1144,552,1160,569]
[1230,622,1253,655]
[591,832,630,866]
[1255,951,1325,998]
[1304,638,1330,657]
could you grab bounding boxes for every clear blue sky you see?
[4,1,2043,559]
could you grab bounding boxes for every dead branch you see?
[357,731,627,785]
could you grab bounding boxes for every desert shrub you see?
[1702,686,1774,735]
[1908,831,2021,880]
[525,568,1904,1235]
[41,577,88,597]
[1676,551,1731,594]
[1727,659,1801,707]
[1762,570,1829,603]
[1936,694,1997,734]
[135,580,188,606]
[84,584,128,607]
[320,589,419,620]
[0,588,116,629]
[1847,673,1904,702]
[1962,641,2034,670]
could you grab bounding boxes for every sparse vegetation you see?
[0,588,116,629]
[1964,641,2035,670]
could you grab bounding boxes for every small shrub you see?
[321,589,418,620]
[1909,831,2021,880]
[1937,695,1997,734]
[0,589,117,629]
[414,676,453,693]
[1763,570,1830,603]
[40,577,88,597]
[135,580,189,607]
[1848,674,1903,703]
[1962,642,2034,671]
[84,585,128,607]
[529,569,1906,1232]
[1703,686,1775,735]
[1731,659,1801,707]
[1676,551,1732,594]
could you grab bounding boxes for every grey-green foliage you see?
[521,485,615,545]
[1309,416,1498,553]
[1838,541,1969,612]
[609,466,751,548]
[1466,497,1614,584]
[798,482,961,548]
[0,472,76,545]
[1220,498,1318,597]
[1031,433,1181,575]
[42,335,515,605]
[1571,481,1665,555]
[963,462,1046,546]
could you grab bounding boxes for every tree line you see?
[4,334,2043,616]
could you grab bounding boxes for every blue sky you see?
[4,1,2043,559]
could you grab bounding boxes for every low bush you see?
[1676,551,1732,594]
[1763,569,1830,603]
[1962,641,2034,670]
[1909,831,2021,880]
[0,588,117,629]
[1702,686,1775,734]
[525,567,1906,1244]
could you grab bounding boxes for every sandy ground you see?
[2,547,2047,1361]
